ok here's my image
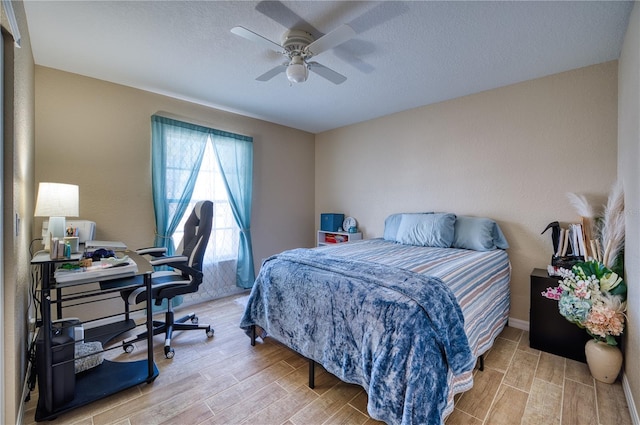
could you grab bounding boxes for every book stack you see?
[554,220,601,262]
[548,218,602,275]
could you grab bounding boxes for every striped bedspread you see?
[242,239,511,423]
[316,239,511,416]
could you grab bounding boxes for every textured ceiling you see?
[24,1,633,133]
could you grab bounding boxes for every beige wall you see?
[316,61,619,326]
[2,1,35,423]
[618,2,639,417]
[9,5,637,423]
[34,66,316,273]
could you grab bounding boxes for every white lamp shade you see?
[286,63,308,83]
[34,182,79,217]
[35,182,79,245]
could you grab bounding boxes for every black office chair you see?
[121,200,215,358]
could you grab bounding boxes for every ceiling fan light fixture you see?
[286,61,308,83]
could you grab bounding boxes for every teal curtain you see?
[151,115,255,288]
[151,115,207,255]
[211,131,255,288]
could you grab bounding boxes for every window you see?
[171,141,239,262]
[151,115,255,303]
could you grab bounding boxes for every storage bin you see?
[321,213,344,232]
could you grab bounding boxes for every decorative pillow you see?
[383,212,433,241]
[453,216,509,251]
[395,213,456,247]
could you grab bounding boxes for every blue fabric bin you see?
[321,213,344,232]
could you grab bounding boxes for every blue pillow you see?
[395,213,456,247]
[383,212,433,241]
[453,216,509,251]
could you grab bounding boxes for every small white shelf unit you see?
[317,230,362,247]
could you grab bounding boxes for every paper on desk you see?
[99,255,131,268]
[54,256,138,285]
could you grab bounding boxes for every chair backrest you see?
[181,200,213,273]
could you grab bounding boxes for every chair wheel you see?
[165,347,175,359]
[191,316,199,324]
[206,328,214,338]
[123,343,135,353]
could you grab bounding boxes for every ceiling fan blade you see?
[255,1,321,38]
[256,64,287,82]
[231,26,284,54]
[306,24,356,57]
[307,62,347,85]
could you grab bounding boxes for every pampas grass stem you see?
[567,192,595,219]
[599,180,625,269]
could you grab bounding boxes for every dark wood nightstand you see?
[529,268,591,362]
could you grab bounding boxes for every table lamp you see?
[34,182,79,250]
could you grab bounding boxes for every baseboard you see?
[17,363,31,425]
[623,373,639,425]
[18,331,39,425]
[508,317,529,331]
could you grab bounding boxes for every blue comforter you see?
[240,248,475,425]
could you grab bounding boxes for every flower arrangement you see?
[542,260,627,345]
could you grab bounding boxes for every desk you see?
[31,250,158,421]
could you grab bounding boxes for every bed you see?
[240,213,511,424]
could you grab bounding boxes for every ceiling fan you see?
[231,23,356,85]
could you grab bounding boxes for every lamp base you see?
[44,216,66,251]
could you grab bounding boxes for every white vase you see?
[584,339,623,384]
